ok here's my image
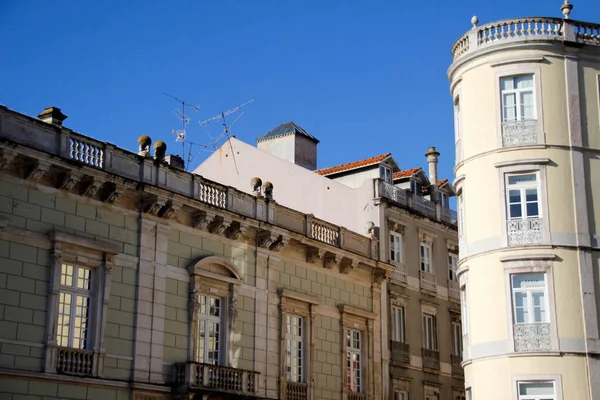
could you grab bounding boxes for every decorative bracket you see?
[373,269,387,284]
[323,252,341,270]
[25,160,50,182]
[340,257,357,274]
[80,178,104,198]
[0,149,17,170]
[257,229,277,249]
[208,216,232,235]
[306,246,325,263]
[144,196,166,216]
[59,170,83,191]
[159,200,182,220]
[225,221,248,240]
[192,210,215,230]
[269,235,288,252]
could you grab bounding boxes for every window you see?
[506,173,540,221]
[390,232,403,264]
[346,329,362,392]
[57,264,92,349]
[458,194,465,235]
[511,273,548,324]
[460,285,469,344]
[501,75,535,122]
[448,253,458,281]
[454,96,461,142]
[395,391,408,400]
[391,306,405,343]
[411,179,422,196]
[517,381,555,400]
[439,191,449,208]
[422,314,437,350]
[420,243,432,273]
[195,294,222,365]
[285,315,304,382]
[466,388,472,400]
[380,165,392,184]
[452,322,462,356]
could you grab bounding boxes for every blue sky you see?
[1,1,598,183]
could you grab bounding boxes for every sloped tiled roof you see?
[315,153,391,176]
[392,167,422,180]
[437,179,449,187]
[256,121,319,144]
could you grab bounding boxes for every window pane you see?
[532,292,546,322]
[515,75,534,89]
[510,204,522,219]
[502,93,517,121]
[514,293,528,323]
[521,91,535,120]
[509,190,522,203]
[512,273,545,289]
[501,77,514,91]
[526,202,539,217]
[508,174,537,185]
[519,381,554,395]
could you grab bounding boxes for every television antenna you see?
[198,99,255,174]
[163,92,201,159]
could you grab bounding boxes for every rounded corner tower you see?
[447,3,600,399]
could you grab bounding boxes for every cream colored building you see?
[448,3,600,399]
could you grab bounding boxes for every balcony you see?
[448,280,460,303]
[285,381,308,400]
[507,218,543,246]
[347,392,367,400]
[55,347,95,376]
[451,17,600,62]
[421,348,440,370]
[412,195,436,219]
[513,323,551,352]
[390,263,407,284]
[451,354,463,375]
[390,341,410,364]
[173,362,259,396]
[441,207,457,225]
[419,270,437,293]
[502,120,538,147]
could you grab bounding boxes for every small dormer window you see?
[439,192,449,208]
[380,166,392,184]
[410,179,422,196]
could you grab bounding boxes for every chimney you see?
[165,154,185,170]
[38,106,67,127]
[425,146,440,197]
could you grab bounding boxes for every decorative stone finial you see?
[250,177,262,196]
[471,15,479,29]
[138,135,152,157]
[262,181,273,202]
[561,0,573,19]
[153,141,167,161]
[38,106,68,127]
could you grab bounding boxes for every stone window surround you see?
[501,254,559,354]
[278,288,320,400]
[339,304,377,399]
[45,231,120,377]
[188,256,243,366]
[389,292,408,343]
[388,219,405,266]
[511,374,563,400]
[421,301,438,351]
[495,159,551,247]
[424,382,440,400]
[492,59,546,148]
[391,378,410,399]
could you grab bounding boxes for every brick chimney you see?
[38,106,67,127]
[165,154,185,170]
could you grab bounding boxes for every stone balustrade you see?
[390,340,410,364]
[55,347,94,376]
[421,348,440,370]
[451,354,463,375]
[285,381,308,400]
[174,362,259,396]
[448,280,460,302]
[419,270,437,293]
[347,392,367,400]
[451,17,599,61]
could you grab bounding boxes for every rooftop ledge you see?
[451,17,600,62]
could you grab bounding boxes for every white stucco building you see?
[448,2,600,399]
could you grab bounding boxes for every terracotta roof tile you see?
[437,179,448,187]
[392,167,422,180]
[315,153,391,176]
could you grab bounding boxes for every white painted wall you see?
[194,138,378,234]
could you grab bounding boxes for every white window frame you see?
[502,257,558,353]
[390,231,403,264]
[510,273,549,325]
[448,253,458,281]
[500,74,536,122]
[346,328,362,393]
[411,179,422,196]
[391,306,405,343]
[493,61,545,148]
[496,160,551,247]
[438,191,450,208]
[45,232,118,377]
[452,79,463,164]
[56,263,93,350]
[380,165,392,184]
[512,375,562,400]
[194,294,223,365]
[505,172,541,221]
[422,313,437,351]
[285,314,304,383]
[452,321,462,356]
[460,280,470,360]
[420,243,432,273]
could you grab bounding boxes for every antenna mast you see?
[163,92,201,159]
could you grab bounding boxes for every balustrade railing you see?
[390,341,410,364]
[197,181,227,208]
[68,135,104,168]
[502,120,538,147]
[452,17,600,61]
[285,381,308,400]
[513,323,551,352]
[420,270,437,293]
[56,347,94,376]
[309,219,340,245]
[381,181,408,206]
[173,362,259,395]
[451,354,463,375]
[347,392,367,400]
[441,207,457,225]
[448,280,460,302]
[390,263,407,283]
[421,348,440,370]
[412,195,436,219]
[507,218,543,246]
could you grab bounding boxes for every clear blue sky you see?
[1,1,598,182]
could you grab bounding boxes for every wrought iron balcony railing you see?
[421,348,440,370]
[513,323,552,352]
[390,340,410,364]
[420,270,437,293]
[451,354,463,375]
